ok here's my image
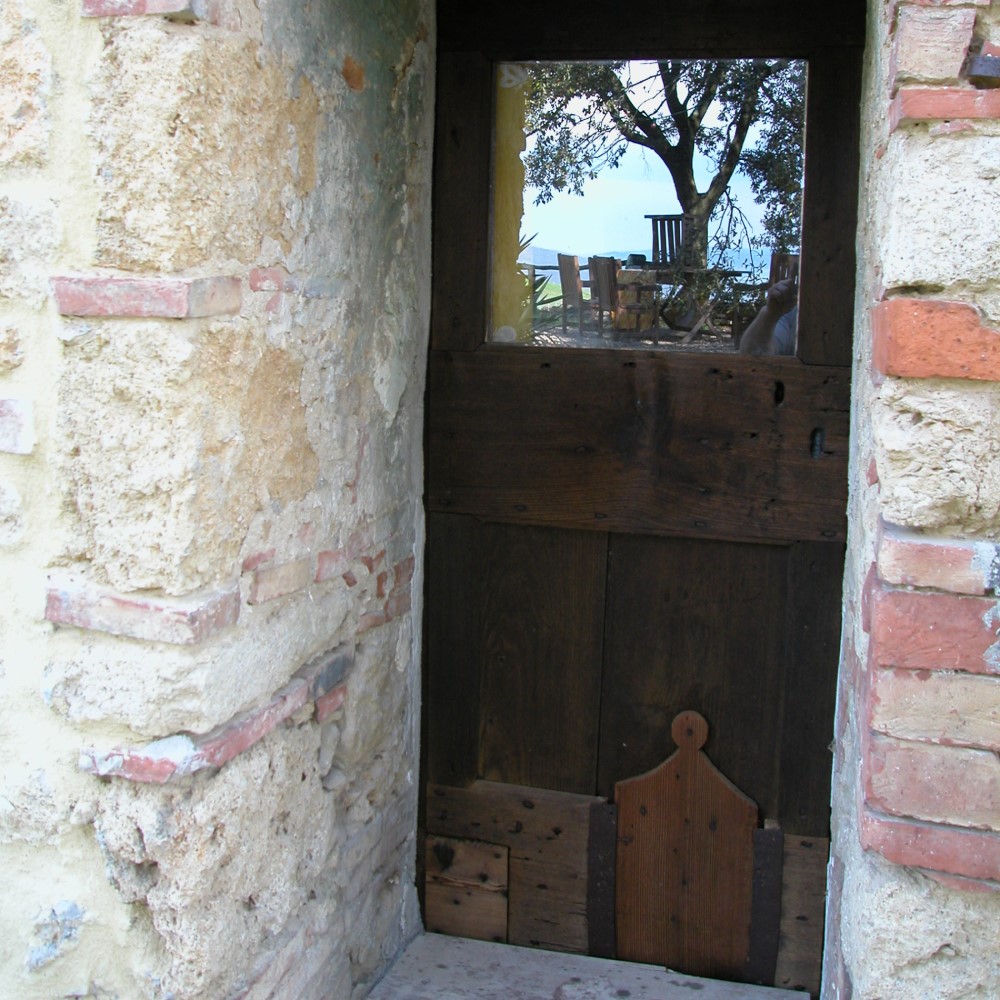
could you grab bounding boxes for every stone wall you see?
[827,0,1000,996]
[0,0,433,996]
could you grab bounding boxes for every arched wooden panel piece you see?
[615,710,758,979]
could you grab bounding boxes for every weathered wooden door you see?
[422,2,864,991]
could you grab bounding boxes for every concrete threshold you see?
[368,933,800,999]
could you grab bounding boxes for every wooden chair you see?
[587,255,661,340]
[557,253,594,335]
[615,710,782,984]
[645,213,693,269]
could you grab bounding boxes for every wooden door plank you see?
[427,349,850,544]
[777,543,845,835]
[587,801,617,958]
[477,523,607,794]
[615,711,758,979]
[745,826,785,985]
[423,513,486,787]
[425,835,509,943]
[598,535,788,813]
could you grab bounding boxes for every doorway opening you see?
[420,2,863,994]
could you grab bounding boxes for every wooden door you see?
[422,1,864,990]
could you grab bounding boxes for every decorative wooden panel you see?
[615,711,758,978]
[477,523,607,793]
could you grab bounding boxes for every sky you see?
[520,141,768,263]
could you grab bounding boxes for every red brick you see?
[860,803,1000,881]
[78,739,195,783]
[889,7,976,92]
[359,609,389,632]
[871,299,1000,380]
[248,558,312,604]
[45,574,239,644]
[248,267,294,292]
[52,275,240,318]
[865,734,1000,830]
[921,870,1000,893]
[315,548,347,583]
[315,683,347,724]
[870,667,1000,750]
[393,555,416,590]
[385,590,411,619]
[345,523,374,558]
[889,85,1000,131]
[80,648,353,782]
[241,548,276,573]
[196,677,311,768]
[81,0,219,20]
[869,584,1000,675]
[0,398,35,454]
[876,520,997,595]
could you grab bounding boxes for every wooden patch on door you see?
[424,835,509,943]
[774,835,829,998]
[426,781,604,953]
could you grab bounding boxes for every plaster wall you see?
[828,0,1000,996]
[0,0,433,996]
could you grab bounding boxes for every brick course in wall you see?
[862,525,1000,885]
[79,648,352,782]
[859,2,1000,889]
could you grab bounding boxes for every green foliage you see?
[522,59,806,266]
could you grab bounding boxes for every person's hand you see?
[764,276,797,316]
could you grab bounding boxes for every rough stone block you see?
[870,667,1000,751]
[890,7,976,91]
[873,377,1000,535]
[876,520,1000,594]
[868,583,1000,675]
[0,398,35,454]
[872,299,1000,381]
[0,196,59,307]
[0,327,23,371]
[51,275,241,318]
[90,26,319,271]
[249,558,313,604]
[45,573,240,644]
[0,2,51,168]
[0,479,24,545]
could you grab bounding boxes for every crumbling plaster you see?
[1,0,432,996]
